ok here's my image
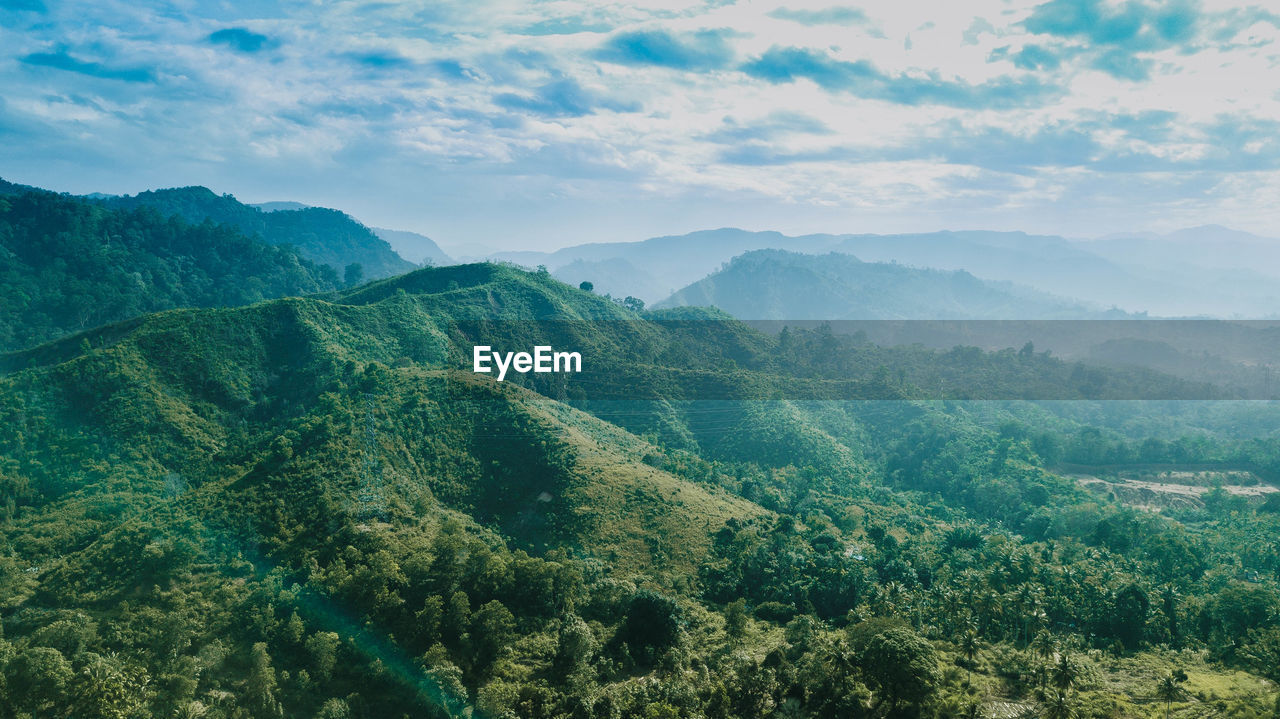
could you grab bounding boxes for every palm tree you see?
[961,625,980,686]
[1052,653,1079,695]
[1031,631,1056,689]
[1156,669,1188,719]
[1042,690,1075,719]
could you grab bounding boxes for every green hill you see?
[0,183,341,352]
[96,185,416,279]
[657,249,1095,319]
[3,262,1280,718]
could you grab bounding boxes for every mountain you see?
[251,200,311,212]
[1086,225,1280,271]
[490,228,811,302]
[552,257,665,301]
[489,228,1180,313]
[98,186,416,279]
[0,181,341,352]
[372,227,455,266]
[656,249,1100,319]
[827,230,1167,313]
[492,226,1280,317]
[3,261,1280,717]
[1075,225,1280,317]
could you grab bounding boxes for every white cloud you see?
[1,0,1279,248]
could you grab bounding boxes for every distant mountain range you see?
[656,249,1110,319]
[491,226,1280,317]
[371,227,454,266]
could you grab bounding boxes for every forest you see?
[0,259,1278,718]
[0,182,342,352]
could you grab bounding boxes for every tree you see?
[1031,630,1056,689]
[470,600,516,675]
[960,625,980,686]
[623,296,645,313]
[6,646,73,714]
[618,589,683,663]
[852,623,940,715]
[1052,653,1079,695]
[316,697,351,719]
[70,653,147,719]
[578,281,594,292]
[305,631,341,681]
[1042,690,1076,719]
[344,262,364,287]
[413,595,444,648]
[725,599,749,638]
[1113,584,1149,650]
[246,642,283,718]
[443,591,471,647]
[1156,669,1187,719]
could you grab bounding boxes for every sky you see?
[3,0,1280,252]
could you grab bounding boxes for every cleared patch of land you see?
[1072,468,1276,511]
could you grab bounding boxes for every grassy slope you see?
[2,262,1275,718]
[1,263,762,577]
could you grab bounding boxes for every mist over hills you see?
[656,250,1105,320]
[493,226,1280,317]
[372,227,455,267]
[1077,225,1280,316]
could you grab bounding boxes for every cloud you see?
[714,109,1280,176]
[1007,44,1068,70]
[208,27,275,53]
[593,29,734,70]
[20,50,154,82]
[963,18,997,45]
[7,0,1280,244]
[1092,116,1280,173]
[716,144,860,166]
[1019,0,1202,80]
[920,123,1100,173]
[518,17,614,36]
[703,111,832,144]
[715,122,1101,172]
[1025,0,1146,46]
[741,46,1059,108]
[767,7,869,26]
[1089,48,1152,80]
[494,78,639,117]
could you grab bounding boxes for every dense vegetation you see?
[1,263,1279,718]
[97,186,417,280]
[0,183,341,352]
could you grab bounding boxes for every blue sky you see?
[2,0,1279,251]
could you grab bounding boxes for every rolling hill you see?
[0,181,341,352]
[656,249,1099,319]
[4,261,1280,718]
[96,186,416,280]
[492,225,1280,317]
